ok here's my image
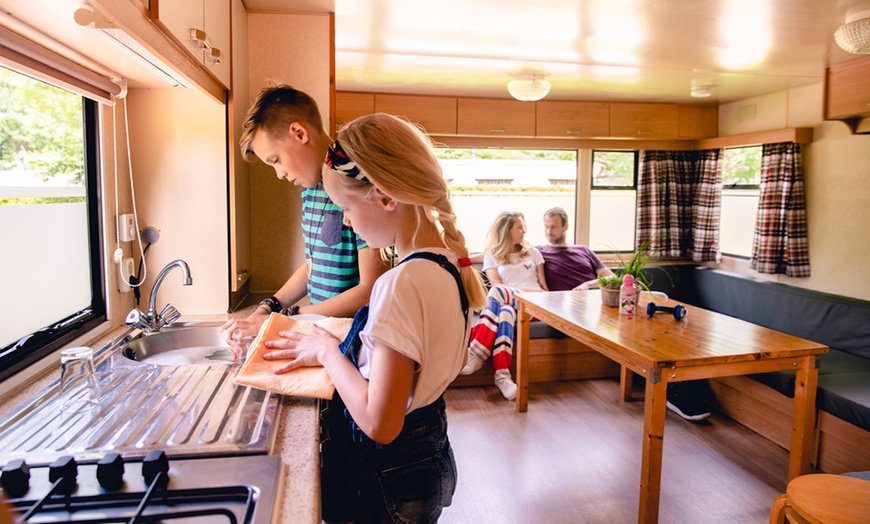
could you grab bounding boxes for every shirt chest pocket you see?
[320,209,345,247]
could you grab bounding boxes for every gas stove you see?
[1,451,282,523]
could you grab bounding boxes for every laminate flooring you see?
[441,378,790,524]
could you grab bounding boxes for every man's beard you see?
[550,234,566,245]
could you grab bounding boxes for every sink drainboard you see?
[0,327,281,466]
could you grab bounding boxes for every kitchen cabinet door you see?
[825,54,870,129]
[536,101,610,137]
[335,92,374,134]
[609,102,679,139]
[457,98,536,137]
[678,105,718,139]
[151,0,231,89]
[375,94,457,135]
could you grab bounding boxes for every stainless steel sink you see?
[0,323,280,466]
[122,326,235,364]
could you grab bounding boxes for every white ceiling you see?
[3,0,869,105]
[254,0,870,104]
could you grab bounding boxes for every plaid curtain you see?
[689,150,721,262]
[750,143,811,277]
[637,150,720,260]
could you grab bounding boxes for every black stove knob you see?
[97,452,125,491]
[48,455,78,495]
[142,450,169,488]
[1,459,31,499]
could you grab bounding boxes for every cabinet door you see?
[375,94,457,135]
[152,0,230,89]
[678,105,718,139]
[825,55,870,120]
[335,92,374,134]
[610,103,679,139]
[153,0,202,60]
[536,101,610,137]
[203,0,231,88]
[457,98,536,137]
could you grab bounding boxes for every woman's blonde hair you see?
[486,211,533,265]
[329,113,487,311]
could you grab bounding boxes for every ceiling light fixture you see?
[834,9,870,54]
[691,85,713,98]
[507,75,551,102]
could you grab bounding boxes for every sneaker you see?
[666,382,711,422]
[460,354,484,375]
[494,375,517,400]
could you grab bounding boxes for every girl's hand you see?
[262,325,341,374]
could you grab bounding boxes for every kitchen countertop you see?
[0,312,321,524]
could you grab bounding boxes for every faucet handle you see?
[125,309,149,329]
[159,304,181,327]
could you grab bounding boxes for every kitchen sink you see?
[0,323,280,466]
[122,326,235,365]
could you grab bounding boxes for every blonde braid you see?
[430,196,487,311]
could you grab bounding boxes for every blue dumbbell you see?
[646,301,687,320]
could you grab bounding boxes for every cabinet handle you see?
[489,128,505,133]
[636,129,652,135]
[207,47,224,64]
[566,129,584,135]
[189,28,208,48]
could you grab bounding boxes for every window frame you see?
[591,150,639,190]
[0,98,106,383]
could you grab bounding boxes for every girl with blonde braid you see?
[262,113,486,523]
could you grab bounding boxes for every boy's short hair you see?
[544,206,569,227]
[240,84,324,161]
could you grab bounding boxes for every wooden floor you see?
[441,378,789,524]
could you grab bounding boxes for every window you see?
[435,148,577,250]
[589,150,638,252]
[719,146,761,257]
[0,67,105,382]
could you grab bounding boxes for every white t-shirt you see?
[482,248,546,291]
[358,248,472,412]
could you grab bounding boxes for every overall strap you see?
[398,251,469,319]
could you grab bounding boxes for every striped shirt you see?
[302,183,367,303]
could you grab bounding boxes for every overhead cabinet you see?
[609,103,679,139]
[536,101,610,138]
[335,92,375,134]
[150,0,231,88]
[825,54,870,133]
[375,94,457,135]
[334,92,719,140]
[457,98,536,137]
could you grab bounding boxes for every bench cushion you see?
[817,373,870,433]
[750,349,870,398]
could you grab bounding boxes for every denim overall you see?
[330,252,469,524]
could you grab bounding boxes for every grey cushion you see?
[750,349,870,398]
[817,373,870,433]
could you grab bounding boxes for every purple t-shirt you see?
[537,244,605,291]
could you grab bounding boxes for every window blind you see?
[0,24,121,105]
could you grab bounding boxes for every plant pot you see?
[600,286,620,307]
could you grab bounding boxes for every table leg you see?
[515,303,530,413]
[620,365,633,401]
[789,355,819,480]
[639,375,666,524]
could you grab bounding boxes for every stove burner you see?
[1,459,30,498]
[96,453,124,491]
[1,454,281,524]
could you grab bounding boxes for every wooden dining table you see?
[514,290,828,524]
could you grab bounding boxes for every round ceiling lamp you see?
[834,9,870,54]
[507,75,551,101]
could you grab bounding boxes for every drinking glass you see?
[58,346,100,414]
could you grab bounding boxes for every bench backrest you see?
[689,267,870,359]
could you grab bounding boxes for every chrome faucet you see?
[126,259,193,332]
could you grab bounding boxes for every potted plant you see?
[597,241,653,307]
